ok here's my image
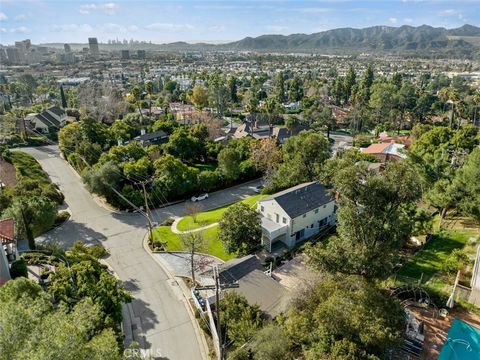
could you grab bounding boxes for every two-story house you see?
[26,106,67,133]
[257,182,336,252]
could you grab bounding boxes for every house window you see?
[315,209,319,214]
[302,214,306,218]
[282,217,287,224]
[319,218,328,227]
[275,213,279,223]
[323,205,327,209]
[261,206,264,212]
[295,229,305,241]
[311,224,314,228]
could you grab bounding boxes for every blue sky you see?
[0,0,478,45]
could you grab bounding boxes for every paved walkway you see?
[171,217,219,235]
[154,252,223,278]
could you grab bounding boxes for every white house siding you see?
[258,198,335,250]
[287,201,336,248]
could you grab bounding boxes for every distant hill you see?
[40,24,480,58]
[221,24,480,55]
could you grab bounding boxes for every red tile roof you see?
[0,218,15,244]
[362,143,390,154]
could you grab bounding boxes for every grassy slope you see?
[153,194,266,261]
[153,225,235,261]
[398,230,475,281]
[10,151,52,187]
[177,194,265,231]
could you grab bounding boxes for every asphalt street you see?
[18,145,260,360]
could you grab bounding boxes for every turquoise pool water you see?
[439,319,480,360]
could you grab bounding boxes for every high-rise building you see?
[88,37,99,58]
[14,39,31,50]
[64,43,71,53]
[137,50,146,59]
[6,48,21,64]
[121,50,130,60]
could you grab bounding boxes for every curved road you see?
[20,145,260,360]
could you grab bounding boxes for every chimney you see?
[141,128,146,136]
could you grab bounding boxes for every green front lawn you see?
[153,194,266,261]
[398,230,474,281]
[153,225,236,261]
[177,194,266,231]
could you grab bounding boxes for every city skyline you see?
[0,0,479,45]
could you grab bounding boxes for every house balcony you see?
[260,216,288,252]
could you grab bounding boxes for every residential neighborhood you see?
[1,1,480,360]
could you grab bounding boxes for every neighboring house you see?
[233,120,298,144]
[377,132,412,147]
[133,129,168,147]
[360,142,407,162]
[26,106,67,133]
[284,101,300,111]
[0,218,18,282]
[257,182,336,252]
[204,255,289,317]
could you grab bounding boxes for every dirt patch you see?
[408,305,480,359]
[0,157,17,187]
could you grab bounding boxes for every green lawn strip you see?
[193,163,217,172]
[398,230,474,281]
[10,151,52,186]
[177,194,266,231]
[152,225,236,261]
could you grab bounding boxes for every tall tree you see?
[307,160,422,278]
[219,202,261,255]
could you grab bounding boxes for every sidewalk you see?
[142,235,210,360]
[171,216,219,235]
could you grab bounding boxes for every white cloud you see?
[295,7,332,14]
[79,2,118,15]
[389,17,398,24]
[0,28,7,33]
[404,18,413,23]
[14,14,27,21]
[145,23,194,32]
[209,25,226,32]
[265,25,288,32]
[10,26,30,33]
[440,9,459,16]
[52,23,94,33]
[0,12,7,21]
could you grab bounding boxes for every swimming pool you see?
[439,319,480,360]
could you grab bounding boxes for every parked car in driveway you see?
[191,193,209,202]
[254,185,264,193]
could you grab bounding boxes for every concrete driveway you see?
[18,145,260,360]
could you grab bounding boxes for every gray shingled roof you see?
[34,112,60,128]
[47,106,65,117]
[261,182,335,219]
[135,130,168,142]
[218,255,288,317]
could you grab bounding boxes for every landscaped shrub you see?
[10,259,28,279]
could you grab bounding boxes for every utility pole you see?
[197,265,239,360]
[138,179,153,242]
[215,266,223,360]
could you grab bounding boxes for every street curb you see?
[143,233,210,360]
